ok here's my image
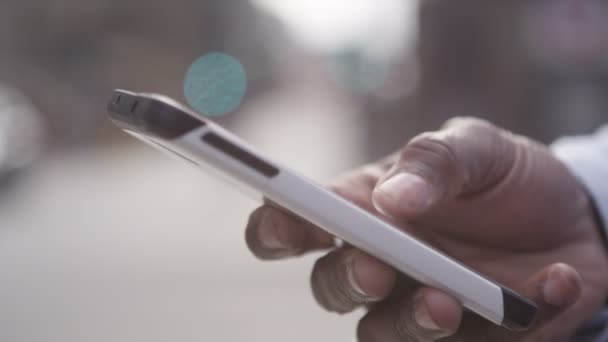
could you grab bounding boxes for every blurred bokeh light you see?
[252,0,418,58]
[184,52,247,117]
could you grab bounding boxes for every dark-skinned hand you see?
[245,117,608,341]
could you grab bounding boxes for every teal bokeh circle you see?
[184,53,247,117]
[328,49,388,94]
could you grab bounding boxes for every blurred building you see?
[2,0,607,157]
[364,0,608,158]
[0,0,283,148]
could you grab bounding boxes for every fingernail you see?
[414,300,441,331]
[258,213,288,251]
[543,266,579,307]
[346,258,380,302]
[373,173,434,214]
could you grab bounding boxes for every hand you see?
[245,117,608,341]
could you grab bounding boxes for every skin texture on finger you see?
[371,117,518,223]
[245,205,334,260]
[357,287,462,342]
[311,248,397,314]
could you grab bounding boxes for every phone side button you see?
[201,132,280,178]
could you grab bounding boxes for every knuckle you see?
[404,117,512,195]
[403,132,461,184]
[407,132,459,164]
[394,310,422,342]
[395,294,448,342]
[311,249,367,314]
[442,116,493,131]
[443,117,504,147]
[550,262,574,274]
[311,254,351,313]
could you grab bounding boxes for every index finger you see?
[245,204,335,260]
[245,156,398,260]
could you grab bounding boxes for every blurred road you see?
[0,91,364,342]
[0,146,360,342]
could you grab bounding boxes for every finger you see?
[357,287,462,342]
[371,117,517,221]
[245,205,334,260]
[329,158,397,213]
[517,263,582,336]
[456,263,583,341]
[311,248,397,313]
[245,158,396,260]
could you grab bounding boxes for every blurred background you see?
[0,0,607,341]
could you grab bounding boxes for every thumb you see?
[371,117,518,221]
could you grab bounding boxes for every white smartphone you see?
[107,89,538,331]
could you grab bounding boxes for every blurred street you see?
[0,149,359,342]
[0,84,365,341]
